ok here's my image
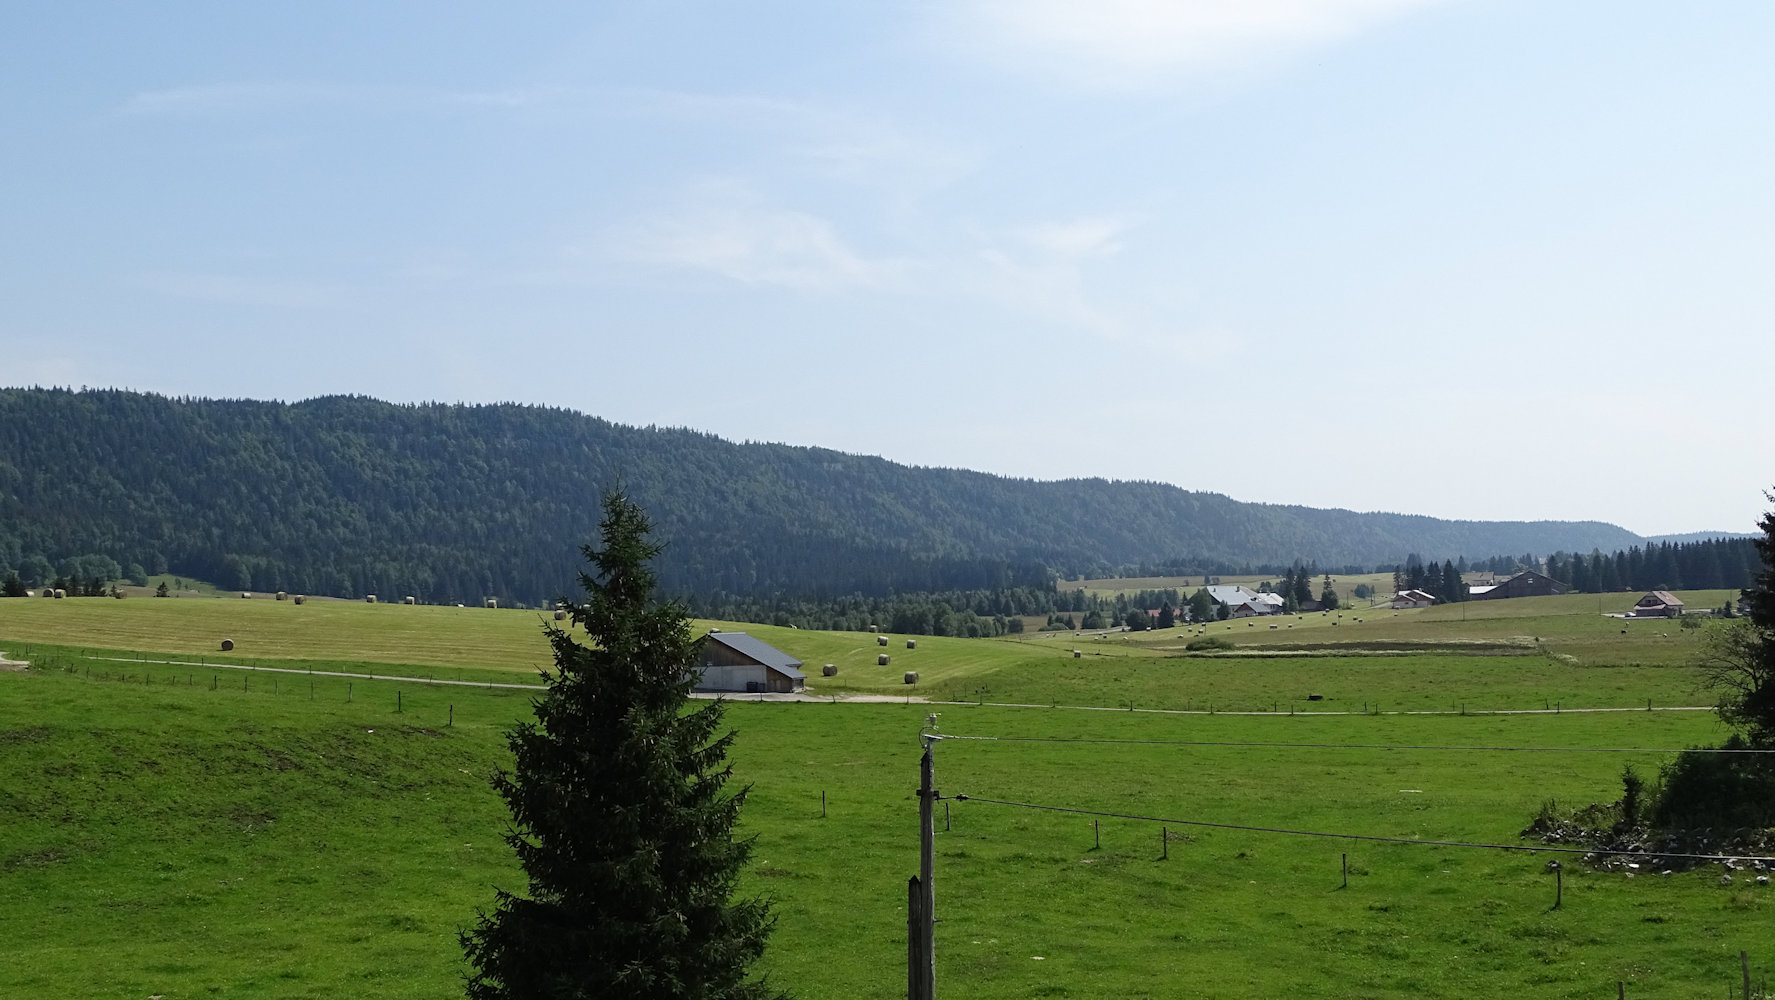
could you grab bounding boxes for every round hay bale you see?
[878,653,891,666]
[365,594,377,604]
[293,595,306,605]
[485,598,498,609]
[52,589,65,599]
[903,671,918,685]
[241,592,251,599]
[869,624,879,632]
[554,609,567,621]
[877,635,889,646]
[276,591,287,601]
[404,596,415,605]
[113,591,125,599]
[821,663,837,677]
[220,639,234,652]
[906,639,917,649]
[1073,649,1082,658]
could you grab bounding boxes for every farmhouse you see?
[694,631,806,694]
[1207,585,1286,617]
[1391,589,1437,609]
[1631,591,1685,618]
[1468,570,1569,600]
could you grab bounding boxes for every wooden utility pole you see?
[911,737,936,1000]
[907,877,926,1000]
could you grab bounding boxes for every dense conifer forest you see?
[0,388,1681,607]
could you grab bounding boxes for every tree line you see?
[0,387,1662,606]
[1541,538,1758,593]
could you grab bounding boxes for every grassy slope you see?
[0,591,1730,711]
[1,658,1764,999]
[1,597,1766,997]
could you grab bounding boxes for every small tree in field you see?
[462,492,780,1000]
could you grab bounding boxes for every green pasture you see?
[0,592,1732,712]
[0,596,563,673]
[1119,590,1739,666]
[1,654,1767,999]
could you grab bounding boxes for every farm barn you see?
[1391,588,1437,609]
[1205,585,1285,617]
[694,631,806,694]
[1468,570,1569,600]
[1631,591,1685,617]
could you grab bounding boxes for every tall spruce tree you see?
[462,492,779,1000]
[1715,492,1775,745]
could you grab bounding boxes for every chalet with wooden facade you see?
[1631,591,1685,618]
[695,631,806,694]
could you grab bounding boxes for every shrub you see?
[1651,734,1775,830]
[1185,636,1235,652]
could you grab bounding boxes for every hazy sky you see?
[4,2,1770,536]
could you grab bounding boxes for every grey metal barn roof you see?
[705,632,806,680]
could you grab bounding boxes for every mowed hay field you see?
[0,591,1731,711]
[2,597,1769,998]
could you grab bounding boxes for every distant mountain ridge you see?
[0,388,1652,604]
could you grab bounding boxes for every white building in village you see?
[1206,585,1287,617]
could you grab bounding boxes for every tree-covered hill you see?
[0,388,1646,605]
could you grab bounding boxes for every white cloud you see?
[601,183,905,292]
[947,0,1452,89]
[1017,216,1137,258]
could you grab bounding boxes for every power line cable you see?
[933,734,1775,754]
[949,794,1775,863]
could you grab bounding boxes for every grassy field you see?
[0,591,1734,710]
[2,596,1769,998]
[1,655,1765,999]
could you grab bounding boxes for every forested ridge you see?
[0,388,1658,605]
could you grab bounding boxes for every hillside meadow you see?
[0,589,1733,710]
[2,594,1768,998]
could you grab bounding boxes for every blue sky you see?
[4,1,1771,536]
